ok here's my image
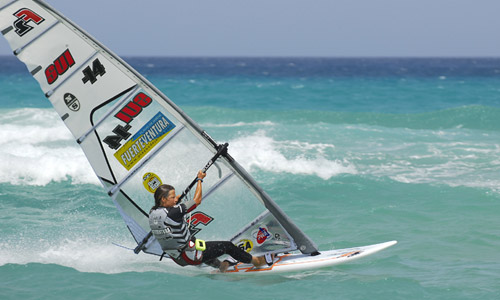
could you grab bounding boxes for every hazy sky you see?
[1,0,500,57]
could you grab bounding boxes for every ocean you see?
[1,56,500,299]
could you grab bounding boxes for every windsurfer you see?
[149,170,271,272]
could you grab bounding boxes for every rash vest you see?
[149,204,191,257]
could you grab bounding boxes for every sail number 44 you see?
[82,58,106,84]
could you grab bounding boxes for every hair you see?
[151,184,175,211]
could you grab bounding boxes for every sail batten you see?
[14,19,57,55]
[202,173,234,200]
[0,0,16,11]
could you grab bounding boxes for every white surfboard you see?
[222,240,397,274]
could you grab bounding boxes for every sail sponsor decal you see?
[13,8,45,37]
[104,92,152,150]
[237,239,254,253]
[114,111,175,170]
[142,172,162,193]
[253,226,272,244]
[45,49,75,84]
[187,212,214,236]
[64,93,80,111]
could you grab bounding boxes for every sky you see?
[1,0,500,57]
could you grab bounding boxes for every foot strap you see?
[224,257,238,266]
[264,253,274,266]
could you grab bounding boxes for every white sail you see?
[0,0,318,258]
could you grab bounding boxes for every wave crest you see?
[0,109,97,186]
[229,130,356,179]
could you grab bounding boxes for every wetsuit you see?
[149,205,252,267]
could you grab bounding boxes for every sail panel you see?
[17,24,96,94]
[230,211,297,256]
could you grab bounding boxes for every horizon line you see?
[1,55,500,59]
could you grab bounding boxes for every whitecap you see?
[0,108,98,186]
[228,130,357,180]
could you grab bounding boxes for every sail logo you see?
[142,172,162,193]
[187,212,214,236]
[237,239,254,253]
[13,8,45,37]
[253,227,272,244]
[104,92,152,150]
[45,49,75,84]
[114,112,175,170]
[64,93,80,111]
[115,92,152,123]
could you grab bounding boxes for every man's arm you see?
[192,170,206,206]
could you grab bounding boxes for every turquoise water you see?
[1,57,500,299]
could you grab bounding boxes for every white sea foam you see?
[0,109,355,185]
[385,160,500,191]
[0,109,98,185]
[0,236,187,274]
[228,130,357,179]
[352,139,500,192]
[4,108,498,191]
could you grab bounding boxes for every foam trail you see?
[0,236,194,274]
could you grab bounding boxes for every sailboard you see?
[0,0,396,273]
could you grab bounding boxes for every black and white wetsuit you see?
[149,204,191,254]
[149,204,252,267]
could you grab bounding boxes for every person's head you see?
[152,184,177,209]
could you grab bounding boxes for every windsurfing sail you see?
[0,0,319,259]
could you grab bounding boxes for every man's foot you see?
[218,258,237,273]
[204,258,222,269]
[252,253,275,267]
[219,260,230,273]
